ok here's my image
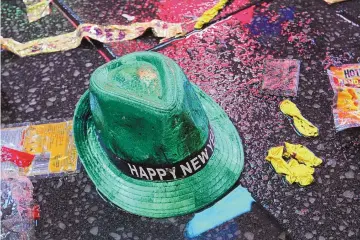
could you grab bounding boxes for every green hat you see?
[73,51,244,218]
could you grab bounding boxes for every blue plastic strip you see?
[185,186,254,238]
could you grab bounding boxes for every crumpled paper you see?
[280,99,319,137]
[265,143,322,186]
[1,20,185,57]
[24,0,51,23]
[194,0,228,29]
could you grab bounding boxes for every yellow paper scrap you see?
[280,99,319,137]
[265,143,322,186]
[24,0,51,23]
[284,142,323,167]
[22,121,78,174]
[194,0,229,29]
[1,20,185,57]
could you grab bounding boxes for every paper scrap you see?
[324,0,349,4]
[1,20,185,57]
[185,186,254,238]
[194,0,229,29]
[122,14,135,21]
[1,146,35,168]
[24,0,51,23]
[280,99,319,137]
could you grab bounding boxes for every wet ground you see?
[1,0,360,239]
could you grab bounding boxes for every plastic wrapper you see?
[1,120,80,178]
[1,167,35,240]
[1,147,35,168]
[327,64,360,131]
[261,59,300,97]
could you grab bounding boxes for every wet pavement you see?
[1,0,360,239]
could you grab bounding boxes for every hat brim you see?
[73,84,244,218]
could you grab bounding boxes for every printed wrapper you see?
[1,174,35,240]
[24,0,51,23]
[1,120,80,178]
[1,20,185,57]
[327,64,360,131]
[261,59,300,97]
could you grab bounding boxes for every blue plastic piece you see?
[185,186,255,238]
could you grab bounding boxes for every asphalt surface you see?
[1,0,359,239]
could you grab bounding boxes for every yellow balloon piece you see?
[280,99,319,137]
[284,142,323,167]
[194,0,229,29]
[265,146,290,175]
[285,159,314,186]
[265,143,322,186]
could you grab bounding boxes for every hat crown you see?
[89,52,209,165]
